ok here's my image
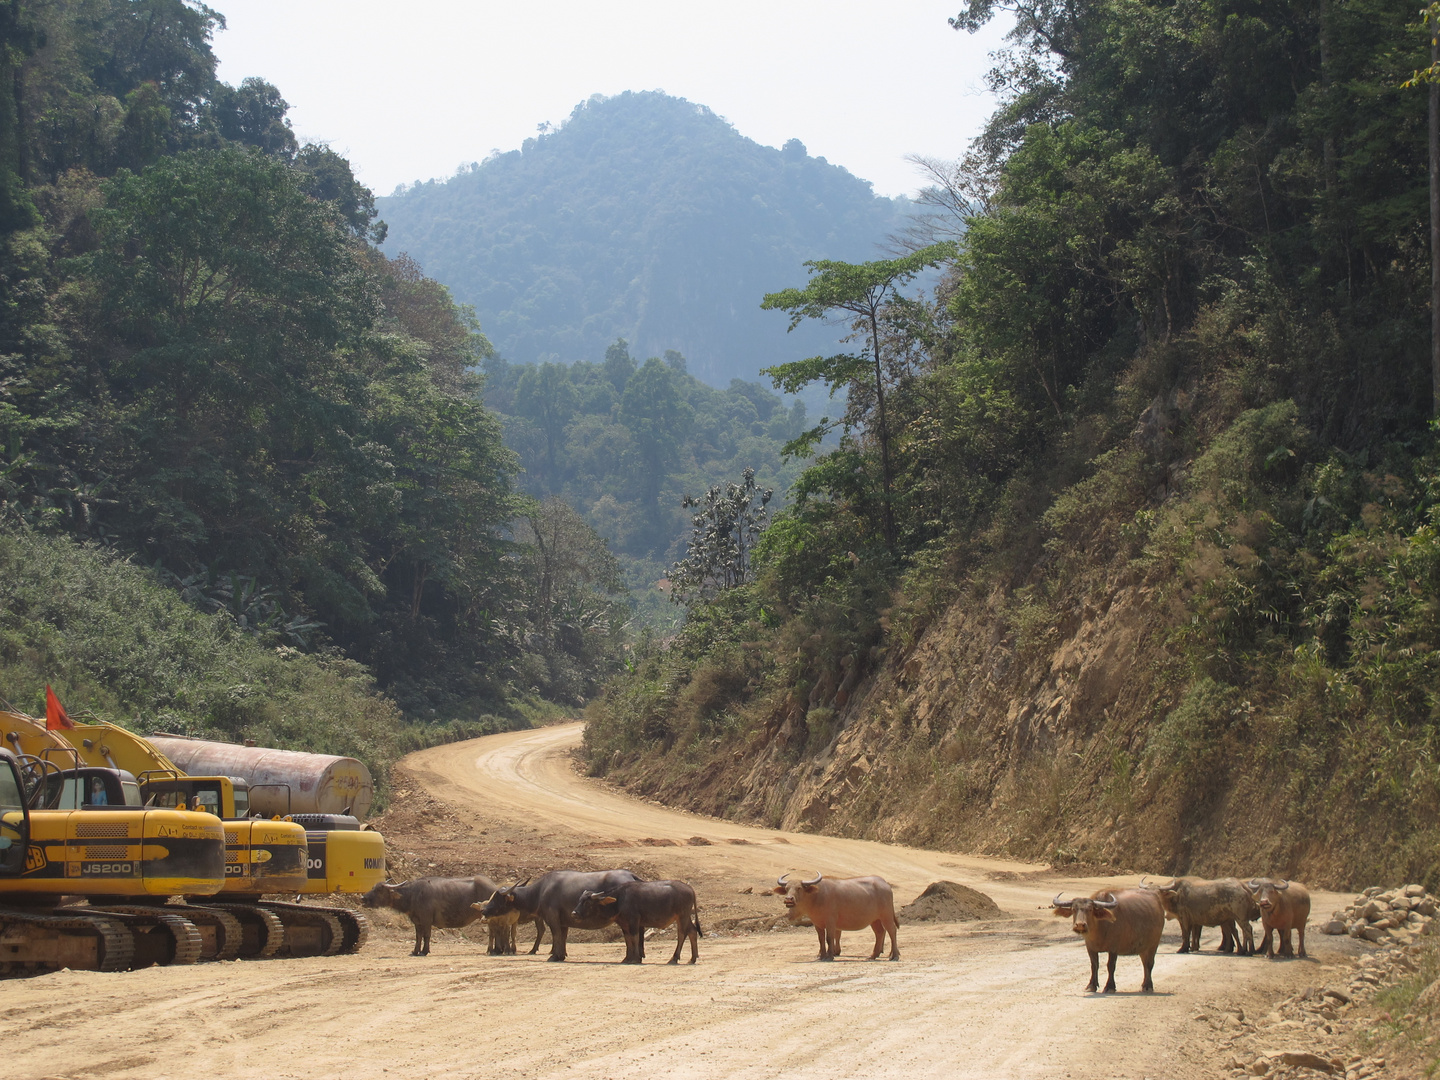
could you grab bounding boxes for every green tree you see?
[669,467,771,605]
[514,361,578,479]
[761,242,955,550]
[619,357,691,543]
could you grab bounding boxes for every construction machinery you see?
[0,710,384,965]
[0,738,228,973]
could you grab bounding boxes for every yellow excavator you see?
[1,710,384,962]
[0,736,228,973]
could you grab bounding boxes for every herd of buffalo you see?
[360,868,1311,991]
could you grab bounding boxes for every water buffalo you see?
[1242,878,1311,958]
[363,875,532,956]
[1053,887,1164,993]
[771,872,899,961]
[1145,876,1257,955]
[479,868,640,961]
[572,879,702,964]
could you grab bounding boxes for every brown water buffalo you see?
[1053,887,1164,993]
[772,872,899,961]
[572,879,702,964]
[1145,876,1257,955]
[479,868,640,961]
[1242,878,1311,958]
[363,875,533,956]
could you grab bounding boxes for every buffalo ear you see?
[599,896,618,905]
[771,886,788,894]
[1094,907,1117,922]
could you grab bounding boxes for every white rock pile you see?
[1319,884,1437,946]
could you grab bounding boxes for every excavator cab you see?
[33,766,143,810]
[0,749,31,876]
[138,774,248,819]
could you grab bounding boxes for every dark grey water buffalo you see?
[478,868,640,961]
[572,879,702,964]
[772,872,899,961]
[1145,876,1258,955]
[362,875,532,956]
[1053,887,1165,993]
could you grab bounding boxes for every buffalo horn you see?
[801,871,823,886]
[1275,879,1290,891]
[1052,892,1068,908]
[776,873,790,887]
[1093,892,1119,908]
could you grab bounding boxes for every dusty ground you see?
[12,722,1369,1080]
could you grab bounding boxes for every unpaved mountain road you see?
[13,723,1360,1080]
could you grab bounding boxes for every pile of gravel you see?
[899,881,1005,922]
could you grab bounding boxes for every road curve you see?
[392,723,1357,1080]
[403,721,1064,910]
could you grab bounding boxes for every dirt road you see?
[12,723,1360,1080]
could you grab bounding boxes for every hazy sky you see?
[211,1,1012,200]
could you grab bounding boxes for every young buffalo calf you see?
[572,879,702,964]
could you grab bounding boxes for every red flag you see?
[45,685,74,730]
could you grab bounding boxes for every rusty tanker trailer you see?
[147,737,374,819]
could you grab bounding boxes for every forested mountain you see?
[0,0,625,737]
[585,0,1440,888]
[376,91,910,386]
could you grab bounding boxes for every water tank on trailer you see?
[148,737,373,819]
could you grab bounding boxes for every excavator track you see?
[89,907,203,967]
[335,907,369,954]
[255,901,346,957]
[168,904,244,961]
[202,903,285,959]
[0,907,135,974]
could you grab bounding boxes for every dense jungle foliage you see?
[481,341,815,627]
[584,0,1440,885]
[376,91,909,387]
[0,0,626,758]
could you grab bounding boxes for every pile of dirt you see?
[899,881,1006,922]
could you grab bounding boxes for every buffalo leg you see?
[1296,922,1306,959]
[412,923,424,957]
[622,929,642,964]
[1238,920,1255,956]
[529,918,545,955]
[548,921,568,961]
[1177,918,1192,953]
[419,923,433,957]
[1103,951,1119,993]
[1278,928,1294,958]
[886,917,899,961]
[827,926,842,959]
[1219,920,1236,953]
[869,920,885,960]
[814,924,830,960]
[1086,947,1100,992]
[1140,946,1156,993]
[669,917,688,965]
[1260,926,1275,958]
